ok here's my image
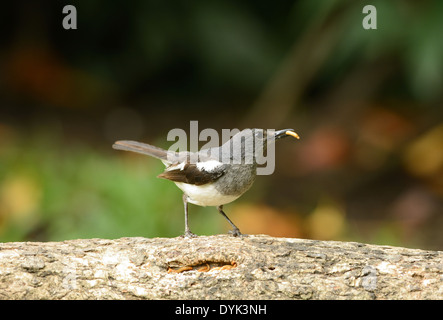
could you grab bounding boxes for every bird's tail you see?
[112,140,170,161]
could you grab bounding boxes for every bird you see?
[113,128,299,238]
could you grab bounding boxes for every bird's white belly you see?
[174,182,240,207]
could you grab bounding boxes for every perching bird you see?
[113,128,299,238]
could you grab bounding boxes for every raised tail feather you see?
[112,140,170,161]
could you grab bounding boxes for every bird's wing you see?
[158,161,226,185]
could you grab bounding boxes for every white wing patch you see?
[166,159,222,172]
[196,159,223,172]
[166,162,186,171]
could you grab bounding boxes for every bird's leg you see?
[182,194,197,238]
[217,205,242,237]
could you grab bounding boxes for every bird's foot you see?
[181,230,198,238]
[228,228,243,237]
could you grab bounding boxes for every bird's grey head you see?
[211,128,299,165]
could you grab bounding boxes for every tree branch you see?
[0,235,441,299]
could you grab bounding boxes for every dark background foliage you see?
[1,1,442,249]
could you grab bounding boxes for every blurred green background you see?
[1,1,442,250]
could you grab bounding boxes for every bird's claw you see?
[181,230,198,238]
[228,228,243,237]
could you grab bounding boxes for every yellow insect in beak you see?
[285,131,300,139]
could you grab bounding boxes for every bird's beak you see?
[274,129,300,140]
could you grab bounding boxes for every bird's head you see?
[218,128,299,164]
